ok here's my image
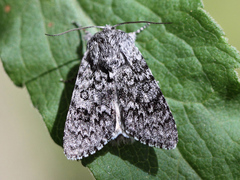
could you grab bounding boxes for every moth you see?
[46,21,178,160]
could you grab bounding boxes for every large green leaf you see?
[1,0,240,179]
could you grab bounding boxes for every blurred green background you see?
[0,1,239,180]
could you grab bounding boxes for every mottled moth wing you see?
[63,51,117,160]
[115,39,178,149]
[63,25,178,160]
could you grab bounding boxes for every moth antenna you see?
[45,21,171,37]
[134,23,151,35]
[113,21,172,28]
[114,21,172,36]
[45,25,105,36]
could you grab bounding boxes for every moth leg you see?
[59,77,76,83]
[72,21,93,41]
[59,22,93,84]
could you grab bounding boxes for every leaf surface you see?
[1,0,240,179]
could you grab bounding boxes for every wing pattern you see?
[63,26,178,160]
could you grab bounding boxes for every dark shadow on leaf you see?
[50,36,84,146]
[50,62,80,146]
[225,82,240,100]
[82,140,158,176]
[111,141,158,176]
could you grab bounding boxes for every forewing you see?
[116,48,178,149]
[63,52,116,160]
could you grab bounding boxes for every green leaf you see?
[1,0,240,179]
